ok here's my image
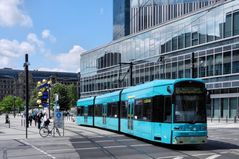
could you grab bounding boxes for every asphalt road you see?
[1,116,239,159]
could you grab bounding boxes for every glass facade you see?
[114,0,220,40]
[81,0,239,119]
[113,0,130,40]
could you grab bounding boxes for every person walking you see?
[29,115,32,126]
[37,112,43,129]
[5,114,9,124]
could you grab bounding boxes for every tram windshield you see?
[174,84,206,123]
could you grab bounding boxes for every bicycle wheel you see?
[39,127,49,137]
[55,127,61,136]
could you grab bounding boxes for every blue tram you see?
[76,78,208,144]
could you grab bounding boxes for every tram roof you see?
[77,96,95,107]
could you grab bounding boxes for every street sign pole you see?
[24,54,30,139]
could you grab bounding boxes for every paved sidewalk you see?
[1,114,239,141]
[0,114,76,140]
[207,120,239,128]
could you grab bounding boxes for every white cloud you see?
[0,38,34,68]
[0,32,47,68]
[0,29,84,72]
[0,0,32,27]
[54,45,85,72]
[37,67,66,72]
[27,33,44,48]
[42,29,56,43]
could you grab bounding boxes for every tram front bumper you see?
[173,136,207,144]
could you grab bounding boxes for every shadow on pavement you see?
[154,139,239,151]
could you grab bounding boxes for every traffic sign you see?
[54,111,63,128]
[56,112,61,119]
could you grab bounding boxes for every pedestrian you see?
[5,114,9,124]
[29,115,32,126]
[37,112,43,129]
[33,114,37,127]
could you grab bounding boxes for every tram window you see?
[121,101,128,118]
[134,99,143,120]
[152,96,164,122]
[163,97,172,122]
[107,102,118,117]
[77,106,84,116]
[95,104,103,116]
[84,107,88,116]
[88,105,93,116]
[142,98,152,121]
[135,98,152,121]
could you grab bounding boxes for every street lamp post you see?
[24,53,30,139]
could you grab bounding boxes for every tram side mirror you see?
[206,90,211,104]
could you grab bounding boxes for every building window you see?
[215,53,222,75]
[224,13,232,38]
[178,61,184,78]
[185,32,191,48]
[232,49,239,73]
[172,36,177,51]
[223,51,231,74]
[185,59,191,78]
[207,55,214,76]
[233,11,239,35]
[178,34,184,49]
[229,98,237,118]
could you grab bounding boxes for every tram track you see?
[65,124,239,159]
[65,125,158,159]
[65,125,221,159]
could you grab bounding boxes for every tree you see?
[67,84,77,108]
[0,96,24,113]
[51,83,71,111]
[30,87,38,109]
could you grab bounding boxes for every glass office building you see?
[81,0,239,119]
[113,0,220,40]
[113,0,131,40]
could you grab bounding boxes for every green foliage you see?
[50,83,78,111]
[0,96,24,113]
[29,81,78,111]
[67,84,77,108]
[51,83,71,111]
[30,87,38,108]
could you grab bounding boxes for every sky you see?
[0,0,113,73]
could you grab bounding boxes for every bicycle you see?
[39,124,61,137]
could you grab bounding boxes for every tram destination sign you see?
[175,87,204,94]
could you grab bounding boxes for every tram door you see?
[102,104,107,125]
[127,99,134,132]
[84,107,88,123]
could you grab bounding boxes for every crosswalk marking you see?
[205,154,221,159]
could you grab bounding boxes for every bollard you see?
[211,117,213,122]
[234,116,237,123]
[226,116,228,123]
[218,117,220,123]
[8,120,10,128]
